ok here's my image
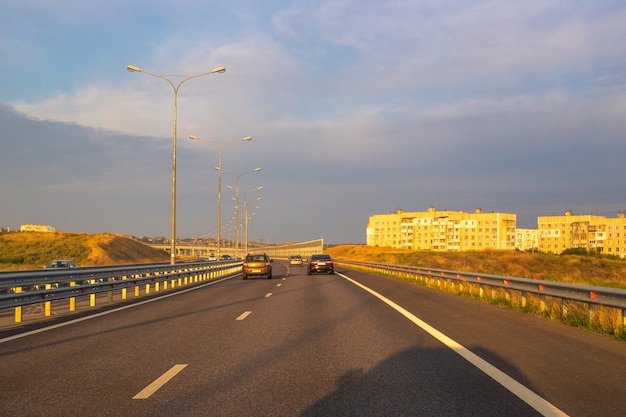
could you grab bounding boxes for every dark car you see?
[307,254,334,275]
[242,253,273,279]
[221,254,232,260]
[45,260,77,269]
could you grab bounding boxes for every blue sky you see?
[1,0,626,245]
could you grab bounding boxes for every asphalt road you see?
[1,261,624,416]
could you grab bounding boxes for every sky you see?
[1,0,626,245]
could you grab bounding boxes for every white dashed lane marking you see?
[236,311,252,320]
[133,364,187,400]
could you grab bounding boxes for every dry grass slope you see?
[326,245,626,289]
[0,232,169,270]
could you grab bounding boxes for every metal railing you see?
[337,260,626,328]
[0,260,242,324]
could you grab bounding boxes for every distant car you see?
[208,253,217,261]
[45,260,77,269]
[307,254,334,275]
[289,255,303,266]
[242,253,273,279]
[221,254,232,260]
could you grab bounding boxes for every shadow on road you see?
[299,346,546,417]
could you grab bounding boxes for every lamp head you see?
[243,136,252,141]
[126,65,140,72]
[212,66,226,74]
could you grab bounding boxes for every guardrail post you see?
[14,287,22,323]
[145,283,150,294]
[135,284,140,297]
[122,287,127,300]
[69,282,76,311]
[45,283,52,316]
[90,293,96,307]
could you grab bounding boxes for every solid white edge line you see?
[0,276,236,344]
[133,364,188,400]
[337,272,570,417]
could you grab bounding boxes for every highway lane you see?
[0,260,624,416]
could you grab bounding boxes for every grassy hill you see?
[326,245,626,290]
[0,232,169,270]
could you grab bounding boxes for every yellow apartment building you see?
[366,207,516,251]
[538,211,626,258]
[516,228,538,252]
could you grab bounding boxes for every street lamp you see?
[225,168,262,256]
[126,64,225,264]
[244,196,262,254]
[189,135,253,257]
[241,188,263,254]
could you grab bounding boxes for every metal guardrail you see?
[0,260,242,323]
[337,260,626,327]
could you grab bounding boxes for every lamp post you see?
[189,135,253,257]
[126,64,225,264]
[225,168,262,256]
[241,188,263,254]
[244,198,262,255]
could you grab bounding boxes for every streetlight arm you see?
[127,65,225,92]
[178,67,226,89]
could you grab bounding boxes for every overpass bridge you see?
[149,238,324,259]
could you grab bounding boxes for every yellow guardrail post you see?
[14,287,22,323]
[69,281,76,311]
[45,283,52,316]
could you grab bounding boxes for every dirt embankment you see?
[0,232,169,270]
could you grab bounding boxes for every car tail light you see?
[327,261,333,265]
[265,262,270,267]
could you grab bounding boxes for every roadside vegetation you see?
[0,231,169,270]
[326,245,626,290]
